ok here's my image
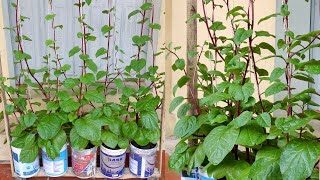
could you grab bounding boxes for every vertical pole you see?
[0,53,14,177]
[187,0,198,146]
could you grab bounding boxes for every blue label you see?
[100,150,126,178]
[129,152,155,178]
[12,151,40,178]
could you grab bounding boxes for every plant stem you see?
[104,0,112,97]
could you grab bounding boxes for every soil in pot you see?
[42,143,68,177]
[11,146,40,178]
[129,141,157,178]
[71,142,97,179]
[100,144,126,179]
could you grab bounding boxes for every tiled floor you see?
[0,153,180,180]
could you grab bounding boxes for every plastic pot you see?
[129,141,157,178]
[41,143,68,177]
[100,144,126,178]
[11,146,40,178]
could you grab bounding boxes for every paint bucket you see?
[129,142,157,178]
[11,146,40,178]
[181,168,198,180]
[197,168,216,180]
[71,146,97,178]
[41,143,68,177]
[100,144,126,178]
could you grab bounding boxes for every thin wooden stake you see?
[0,52,15,176]
[187,0,198,146]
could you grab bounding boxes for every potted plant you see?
[169,1,320,180]
[107,2,164,178]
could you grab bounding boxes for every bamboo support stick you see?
[0,52,15,176]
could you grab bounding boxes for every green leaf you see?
[70,128,89,150]
[45,141,58,160]
[13,50,31,61]
[270,68,285,82]
[122,121,138,138]
[177,75,191,88]
[52,129,67,153]
[258,13,279,24]
[250,146,281,180]
[200,92,231,106]
[280,140,320,180]
[85,0,92,5]
[255,31,276,38]
[74,118,101,141]
[11,135,27,148]
[45,14,56,21]
[275,117,311,133]
[280,4,290,16]
[143,128,160,144]
[236,124,267,147]
[101,131,118,149]
[95,47,107,58]
[63,78,80,89]
[84,90,106,103]
[149,23,161,30]
[86,59,98,73]
[80,73,95,85]
[118,137,129,149]
[68,46,81,57]
[208,159,250,180]
[130,59,146,72]
[133,128,149,146]
[169,152,188,172]
[140,110,158,130]
[188,144,206,173]
[259,42,276,54]
[204,126,239,165]
[305,62,320,74]
[101,25,113,35]
[132,35,151,46]
[256,112,271,127]
[24,134,35,149]
[128,10,140,19]
[174,116,197,138]
[265,82,286,97]
[20,112,37,127]
[210,21,226,31]
[59,98,80,113]
[45,39,55,46]
[234,28,253,45]
[169,96,185,113]
[37,114,61,140]
[177,103,191,118]
[97,71,107,80]
[103,106,112,117]
[174,141,188,154]
[20,145,38,163]
[141,3,152,10]
[173,59,185,70]
[233,111,253,128]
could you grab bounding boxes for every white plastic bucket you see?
[129,142,157,178]
[42,143,68,177]
[198,168,216,180]
[71,146,97,178]
[100,144,126,178]
[11,146,40,178]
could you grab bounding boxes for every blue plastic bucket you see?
[42,143,68,177]
[100,144,126,178]
[129,142,157,178]
[11,146,40,178]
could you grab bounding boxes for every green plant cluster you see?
[169,1,320,180]
[1,0,163,163]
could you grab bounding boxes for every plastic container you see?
[181,168,198,180]
[100,144,126,178]
[42,143,68,177]
[129,142,157,178]
[11,146,40,178]
[198,168,216,180]
[71,146,97,178]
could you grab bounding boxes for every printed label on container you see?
[100,150,126,178]
[13,151,40,178]
[129,147,156,178]
[42,147,68,176]
[181,168,198,180]
[72,147,97,178]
